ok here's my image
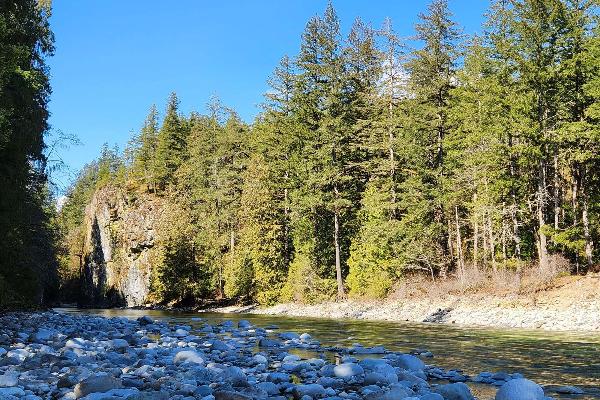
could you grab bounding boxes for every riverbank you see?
[0,310,585,400]
[208,273,600,332]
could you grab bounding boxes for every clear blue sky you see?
[48,0,489,190]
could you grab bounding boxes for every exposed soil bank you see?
[206,274,600,332]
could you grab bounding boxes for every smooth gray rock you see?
[214,390,252,400]
[0,372,18,387]
[125,391,170,400]
[267,372,290,383]
[365,384,414,400]
[433,383,474,400]
[252,354,268,365]
[394,354,426,372]
[257,382,279,395]
[258,338,281,347]
[223,366,247,386]
[110,339,129,350]
[74,375,123,399]
[0,387,25,397]
[33,328,56,342]
[293,383,326,399]
[420,393,444,400]
[495,379,544,400]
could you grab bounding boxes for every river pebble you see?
[0,311,581,400]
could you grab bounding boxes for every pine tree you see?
[503,0,567,271]
[256,55,300,277]
[446,38,516,273]
[346,18,406,297]
[400,0,461,276]
[226,154,287,304]
[288,3,365,300]
[128,105,159,192]
[556,0,600,269]
[154,92,187,190]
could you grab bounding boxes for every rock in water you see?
[137,315,154,325]
[433,383,475,400]
[300,333,312,341]
[74,375,123,398]
[555,386,584,395]
[238,320,251,328]
[495,379,544,400]
[280,332,300,340]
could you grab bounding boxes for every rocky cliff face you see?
[80,187,162,307]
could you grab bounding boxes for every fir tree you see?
[155,92,187,190]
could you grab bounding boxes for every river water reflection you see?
[55,308,600,399]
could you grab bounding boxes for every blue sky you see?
[48,0,489,190]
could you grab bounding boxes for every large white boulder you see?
[173,350,205,365]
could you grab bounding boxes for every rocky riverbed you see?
[0,311,585,400]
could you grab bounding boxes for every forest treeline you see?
[60,0,600,305]
[0,0,59,308]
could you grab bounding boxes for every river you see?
[55,308,600,399]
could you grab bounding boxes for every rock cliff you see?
[80,187,162,307]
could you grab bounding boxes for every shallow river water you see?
[55,308,600,399]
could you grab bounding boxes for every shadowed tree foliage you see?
[0,0,58,307]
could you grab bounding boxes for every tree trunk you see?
[447,219,454,267]
[388,92,397,219]
[537,161,549,271]
[482,210,489,266]
[284,171,290,266]
[508,133,521,259]
[572,167,579,273]
[554,150,560,229]
[488,211,496,272]
[455,206,465,280]
[230,230,235,269]
[583,197,593,268]
[501,204,507,262]
[333,210,345,299]
[582,171,593,268]
[473,211,479,269]
[511,201,521,260]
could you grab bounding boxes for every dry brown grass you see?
[388,256,573,301]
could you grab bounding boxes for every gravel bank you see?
[0,311,583,400]
[239,276,600,331]
[251,297,600,331]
